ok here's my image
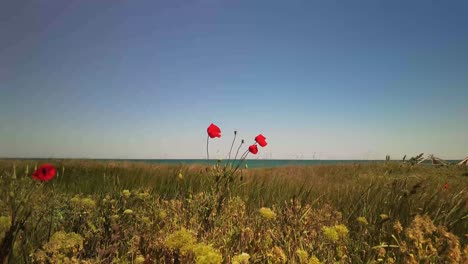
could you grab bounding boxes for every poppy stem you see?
[206,135,210,161]
[233,140,244,163]
[231,149,250,175]
[226,131,237,167]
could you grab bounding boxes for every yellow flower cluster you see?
[122,189,131,198]
[295,249,323,264]
[191,243,223,264]
[34,231,84,262]
[322,224,349,242]
[164,229,223,263]
[322,226,339,242]
[165,228,197,253]
[334,224,349,237]
[232,252,250,264]
[259,207,276,220]
[296,249,309,263]
[70,196,96,210]
[308,256,322,264]
[135,255,145,264]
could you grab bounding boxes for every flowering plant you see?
[31,164,56,182]
[204,123,268,228]
[206,123,268,173]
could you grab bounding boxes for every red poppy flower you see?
[255,134,267,147]
[32,164,56,181]
[207,123,221,138]
[249,144,258,154]
[443,183,449,190]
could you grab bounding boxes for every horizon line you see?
[0,157,465,161]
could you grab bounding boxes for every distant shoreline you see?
[0,158,464,169]
[1,158,464,161]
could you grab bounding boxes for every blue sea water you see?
[8,158,462,168]
[120,159,381,168]
[102,159,464,168]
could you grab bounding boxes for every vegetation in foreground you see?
[0,160,467,263]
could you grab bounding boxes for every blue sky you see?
[1,0,467,159]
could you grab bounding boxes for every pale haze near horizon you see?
[1,0,467,160]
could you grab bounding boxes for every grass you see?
[0,159,467,263]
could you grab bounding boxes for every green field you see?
[0,160,467,263]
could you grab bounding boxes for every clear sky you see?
[1,0,467,160]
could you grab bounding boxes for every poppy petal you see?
[255,134,267,147]
[207,123,221,138]
[249,144,258,154]
[32,164,56,182]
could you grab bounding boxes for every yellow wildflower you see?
[308,256,321,264]
[135,255,145,264]
[158,210,167,219]
[122,189,131,198]
[296,249,309,263]
[141,216,151,224]
[43,231,84,255]
[191,243,223,264]
[138,192,150,200]
[380,214,389,220]
[123,209,133,215]
[259,207,276,220]
[165,228,196,254]
[357,216,368,225]
[232,252,250,264]
[80,197,96,209]
[322,226,339,242]
[334,224,349,238]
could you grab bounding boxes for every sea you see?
[7,158,463,168]
[85,159,463,168]
[119,159,380,168]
